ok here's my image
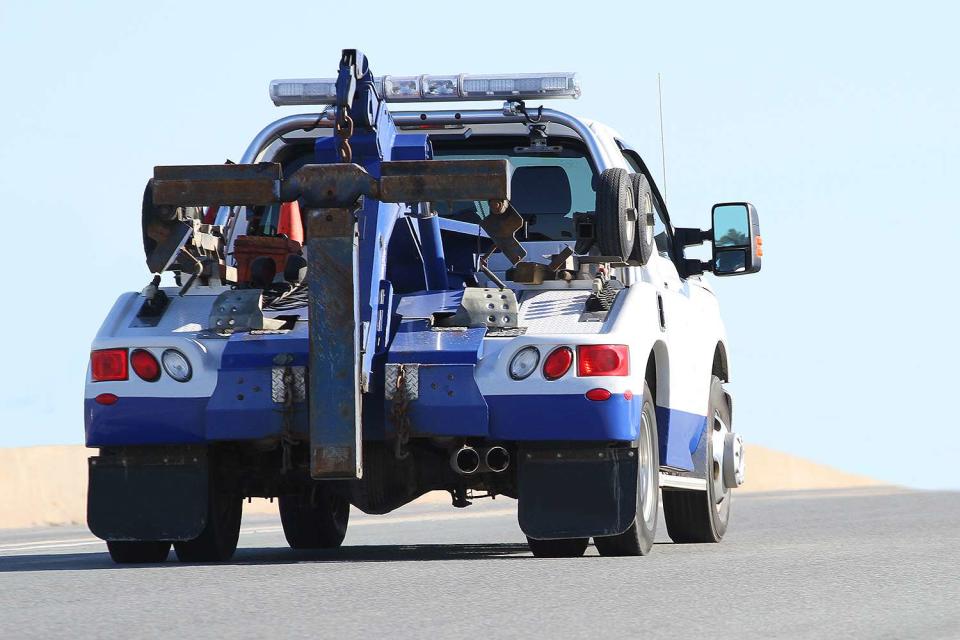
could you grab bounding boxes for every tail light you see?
[543,347,573,380]
[577,345,629,377]
[130,349,161,382]
[90,349,128,382]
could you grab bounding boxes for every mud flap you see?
[87,451,208,541]
[518,447,637,539]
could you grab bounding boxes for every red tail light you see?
[543,347,573,380]
[577,345,629,377]
[91,349,128,382]
[130,349,161,382]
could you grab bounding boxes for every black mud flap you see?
[87,450,208,542]
[518,447,637,540]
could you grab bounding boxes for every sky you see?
[1,1,958,489]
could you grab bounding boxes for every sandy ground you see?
[0,444,883,529]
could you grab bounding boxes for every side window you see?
[619,148,674,261]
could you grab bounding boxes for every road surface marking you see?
[0,507,517,554]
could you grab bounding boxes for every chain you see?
[280,366,298,473]
[390,366,411,460]
[335,106,354,164]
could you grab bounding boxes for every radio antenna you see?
[657,73,667,204]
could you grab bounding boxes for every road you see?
[1,488,958,639]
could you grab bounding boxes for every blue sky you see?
[1,1,957,489]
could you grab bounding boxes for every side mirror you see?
[711,202,761,276]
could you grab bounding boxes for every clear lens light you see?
[509,347,541,380]
[161,349,192,382]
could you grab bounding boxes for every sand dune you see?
[0,444,884,529]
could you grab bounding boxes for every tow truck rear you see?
[85,49,760,562]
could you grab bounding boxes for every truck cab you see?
[84,50,761,563]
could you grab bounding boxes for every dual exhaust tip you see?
[451,445,510,475]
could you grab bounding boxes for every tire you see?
[594,382,660,556]
[279,485,350,550]
[628,173,655,266]
[526,536,589,558]
[106,540,171,564]
[662,376,732,543]
[174,482,243,562]
[595,168,636,260]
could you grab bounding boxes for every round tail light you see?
[542,347,573,381]
[508,346,540,380]
[161,349,192,382]
[130,349,161,382]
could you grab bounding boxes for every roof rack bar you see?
[219,108,613,224]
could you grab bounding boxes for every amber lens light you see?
[90,349,128,382]
[130,349,161,382]
[543,347,574,380]
[577,345,629,376]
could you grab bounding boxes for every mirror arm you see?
[675,227,710,248]
[681,258,713,278]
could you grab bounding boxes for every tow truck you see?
[84,49,761,563]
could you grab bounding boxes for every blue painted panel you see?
[85,397,206,446]
[388,320,484,364]
[406,365,488,437]
[487,393,641,441]
[314,136,339,163]
[206,366,305,441]
[656,406,708,471]
[391,133,431,161]
[220,330,309,369]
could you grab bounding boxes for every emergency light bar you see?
[269,73,580,106]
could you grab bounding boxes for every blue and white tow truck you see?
[84,50,762,563]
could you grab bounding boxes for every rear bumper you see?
[488,393,641,442]
[85,391,640,446]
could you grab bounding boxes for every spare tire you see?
[629,173,656,265]
[595,168,636,260]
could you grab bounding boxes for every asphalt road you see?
[1,488,958,639]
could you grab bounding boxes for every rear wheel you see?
[174,481,242,562]
[662,376,732,543]
[594,382,660,556]
[526,536,589,558]
[106,540,170,564]
[279,485,350,549]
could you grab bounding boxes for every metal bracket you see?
[208,289,284,332]
[434,287,519,330]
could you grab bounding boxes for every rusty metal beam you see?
[152,163,282,206]
[379,159,510,203]
[307,207,363,479]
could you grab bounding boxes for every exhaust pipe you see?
[451,446,481,475]
[485,446,510,473]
